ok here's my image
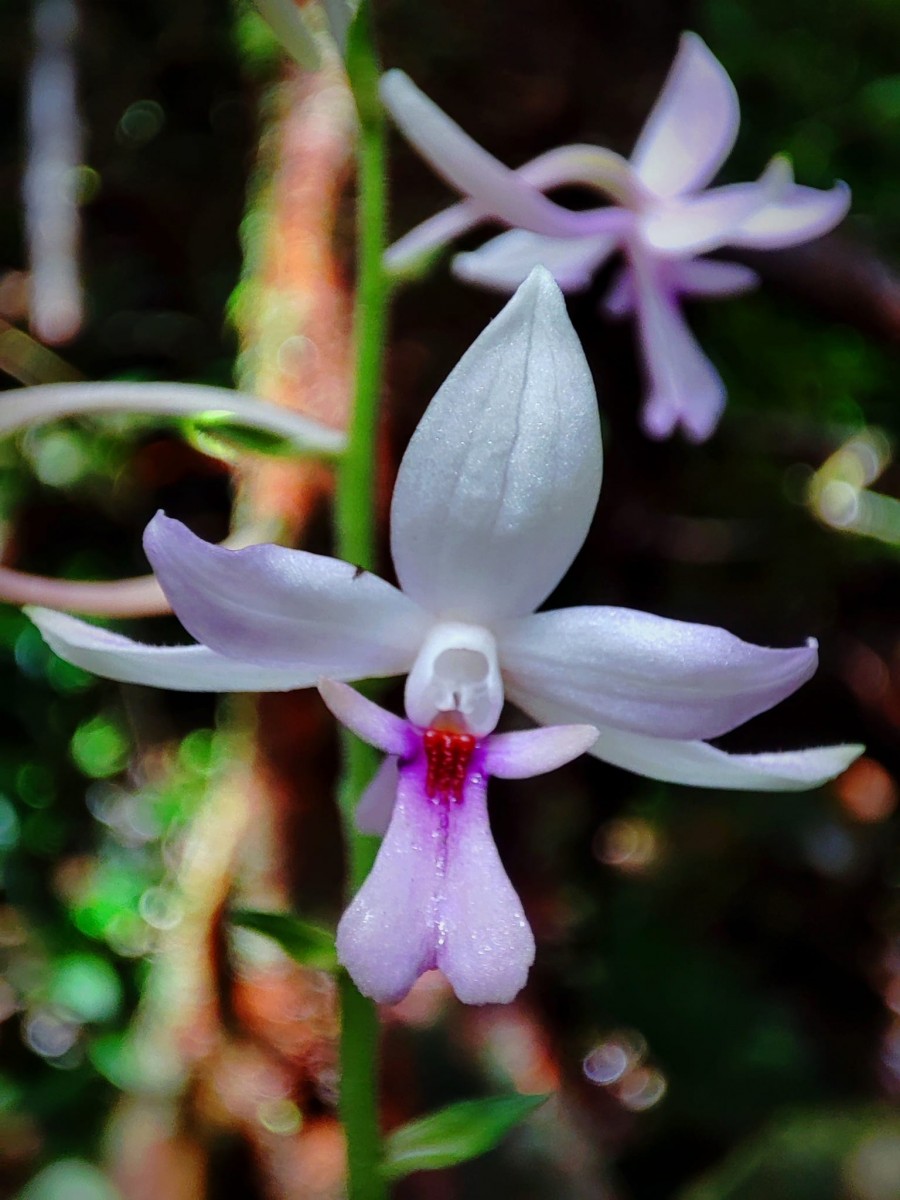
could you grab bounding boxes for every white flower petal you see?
[390,268,602,624]
[354,756,399,837]
[500,608,818,740]
[437,774,535,1004]
[630,32,740,198]
[145,513,428,676]
[644,156,792,254]
[630,253,726,442]
[27,607,314,691]
[452,228,619,294]
[380,71,600,238]
[728,181,851,250]
[591,728,864,790]
[515,691,864,791]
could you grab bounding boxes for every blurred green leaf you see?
[231,909,338,970]
[89,1032,143,1092]
[382,1093,549,1180]
[677,1107,900,1200]
[19,1159,120,1200]
[183,414,303,461]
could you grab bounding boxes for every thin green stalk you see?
[336,6,388,574]
[334,6,391,1199]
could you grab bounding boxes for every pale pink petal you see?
[601,266,636,317]
[28,607,314,691]
[499,608,817,740]
[380,71,600,238]
[604,259,757,317]
[516,693,864,791]
[668,257,759,297]
[513,143,645,203]
[452,228,619,294]
[629,252,726,441]
[437,774,534,1004]
[642,169,787,255]
[630,33,740,198]
[484,724,598,778]
[317,680,412,756]
[144,513,428,676]
[336,771,439,1004]
[385,146,640,275]
[354,756,399,837]
[390,269,601,623]
[728,181,851,250]
[385,200,482,272]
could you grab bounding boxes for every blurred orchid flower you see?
[381,33,851,441]
[27,269,861,1003]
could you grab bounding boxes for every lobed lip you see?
[320,679,596,1004]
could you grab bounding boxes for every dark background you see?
[1,1,899,1197]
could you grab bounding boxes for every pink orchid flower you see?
[381,33,850,442]
[27,270,860,1003]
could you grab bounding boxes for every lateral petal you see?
[390,268,602,624]
[437,774,535,1004]
[500,607,817,741]
[336,770,439,1004]
[484,724,598,778]
[28,608,315,691]
[515,692,864,791]
[452,229,619,294]
[590,727,864,790]
[643,175,783,255]
[668,257,759,297]
[630,33,740,198]
[728,181,851,250]
[317,680,412,757]
[144,513,428,676]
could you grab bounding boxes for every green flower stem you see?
[334,7,391,1200]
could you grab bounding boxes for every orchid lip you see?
[331,695,595,1005]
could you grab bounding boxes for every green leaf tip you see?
[231,908,338,971]
[382,1092,550,1180]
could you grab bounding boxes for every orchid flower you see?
[380,33,851,442]
[25,270,861,1003]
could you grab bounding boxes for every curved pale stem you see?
[0,379,345,454]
